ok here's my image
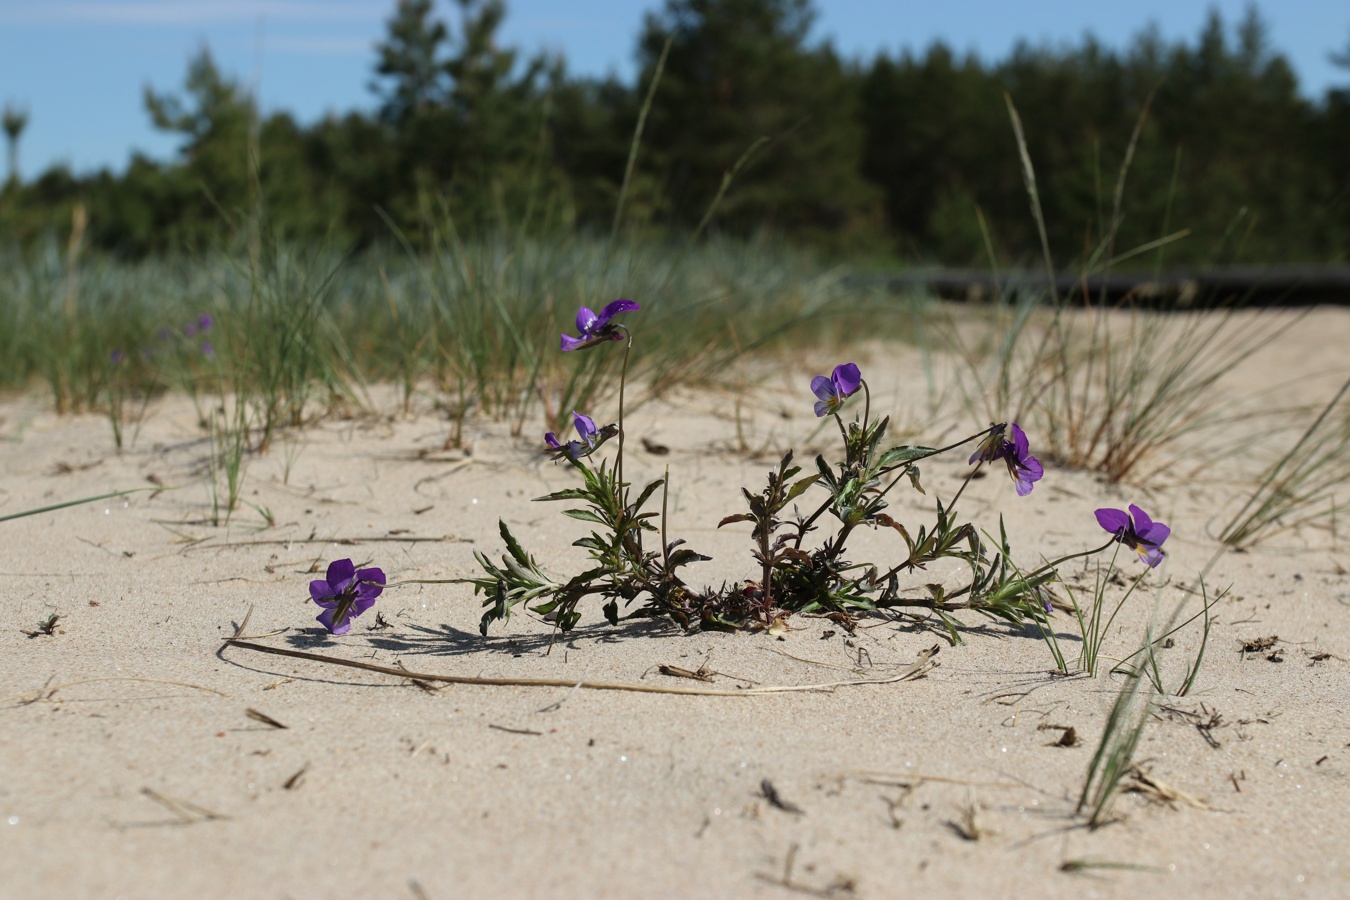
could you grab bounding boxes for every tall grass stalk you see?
[953,95,1303,483]
[1217,374,1350,551]
[1078,664,1151,829]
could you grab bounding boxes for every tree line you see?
[2,0,1347,266]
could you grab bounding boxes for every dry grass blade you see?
[222,639,938,697]
[140,787,228,824]
[1,677,225,707]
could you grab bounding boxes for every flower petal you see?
[310,579,337,602]
[317,607,350,635]
[1095,507,1130,535]
[560,333,589,352]
[813,399,831,418]
[1139,521,1171,548]
[544,432,561,450]
[1011,423,1029,459]
[572,411,597,441]
[574,306,599,335]
[831,363,861,396]
[1013,457,1043,496]
[354,567,386,604]
[597,299,639,325]
[810,375,834,402]
[1128,504,1155,534]
[325,558,356,592]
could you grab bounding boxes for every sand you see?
[2,308,1348,898]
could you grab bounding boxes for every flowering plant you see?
[303,296,1171,646]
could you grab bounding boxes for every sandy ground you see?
[2,308,1348,899]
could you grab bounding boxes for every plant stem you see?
[616,333,632,505]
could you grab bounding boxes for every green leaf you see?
[783,473,822,505]
[499,520,530,565]
[668,548,712,569]
[878,445,936,468]
[533,488,591,503]
[719,513,754,527]
[632,478,665,512]
[563,508,607,525]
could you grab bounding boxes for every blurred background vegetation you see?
[1,0,1346,266]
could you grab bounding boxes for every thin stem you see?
[616,330,632,505]
[860,380,871,439]
[1022,537,1121,583]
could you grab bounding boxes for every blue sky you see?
[0,0,1347,180]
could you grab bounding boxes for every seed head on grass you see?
[969,422,1043,496]
[560,299,640,352]
[1095,504,1170,567]
[311,558,386,635]
[810,362,861,417]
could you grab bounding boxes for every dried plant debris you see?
[755,844,856,898]
[140,787,228,825]
[1122,766,1209,811]
[1039,723,1079,747]
[1240,635,1278,654]
[244,708,288,729]
[656,663,714,683]
[759,779,805,815]
[1158,704,1226,749]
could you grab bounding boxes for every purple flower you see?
[200,341,215,357]
[810,363,862,417]
[545,411,602,461]
[969,422,1043,496]
[560,299,639,351]
[197,313,214,333]
[110,349,125,365]
[310,558,386,634]
[1095,504,1170,568]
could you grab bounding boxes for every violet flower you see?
[969,422,1043,496]
[810,363,862,417]
[545,411,602,461]
[1095,504,1170,568]
[110,349,125,365]
[310,558,386,634]
[560,299,639,351]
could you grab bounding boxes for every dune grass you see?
[0,228,916,462]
